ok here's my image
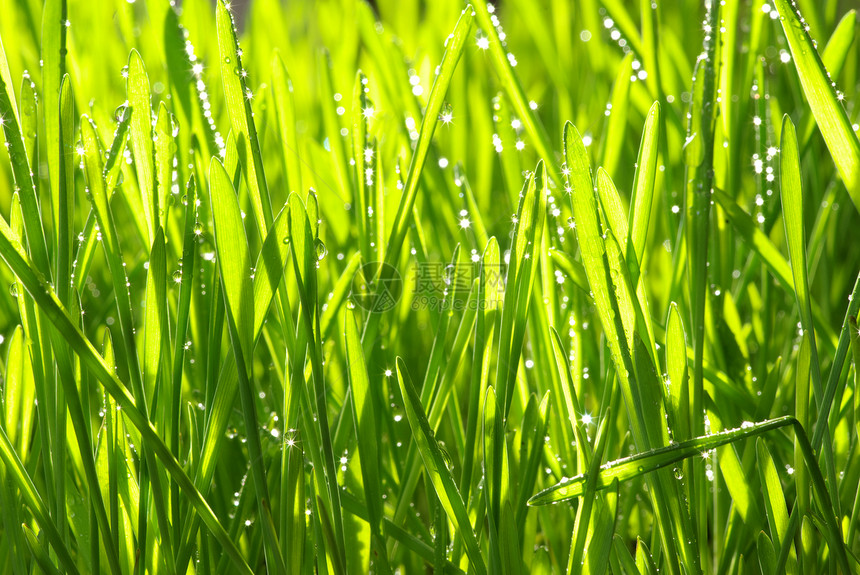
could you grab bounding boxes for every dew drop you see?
[315,238,328,261]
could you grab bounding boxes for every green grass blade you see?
[497,162,547,417]
[127,49,157,245]
[794,336,812,515]
[564,122,645,448]
[209,158,254,364]
[581,481,618,575]
[460,237,500,507]
[514,391,550,533]
[758,531,777,575]
[350,71,372,262]
[483,385,507,572]
[272,52,302,194]
[383,6,473,268]
[600,54,633,177]
[18,75,37,182]
[287,192,346,572]
[635,539,658,575]
[177,205,294,570]
[41,0,66,242]
[143,227,167,406]
[0,33,20,126]
[798,10,857,150]
[396,358,487,575]
[0,327,27,575]
[2,326,24,448]
[180,200,290,555]
[665,303,690,442]
[773,0,860,211]
[0,62,51,279]
[154,103,174,230]
[344,310,391,573]
[168,176,198,543]
[756,439,793,555]
[778,116,844,530]
[55,75,74,305]
[756,439,795,572]
[529,417,796,505]
[471,0,556,179]
[628,102,660,269]
[717,443,760,523]
[216,0,273,235]
[779,116,824,405]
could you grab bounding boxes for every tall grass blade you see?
[396,358,487,575]
[773,0,860,211]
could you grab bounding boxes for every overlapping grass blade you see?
[209,158,254,363]
[483,385,507,573]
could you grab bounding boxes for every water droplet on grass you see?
[315,239,327,261]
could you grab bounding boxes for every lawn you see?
[1,0,860,573]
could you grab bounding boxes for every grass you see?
[1,0,860,573]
